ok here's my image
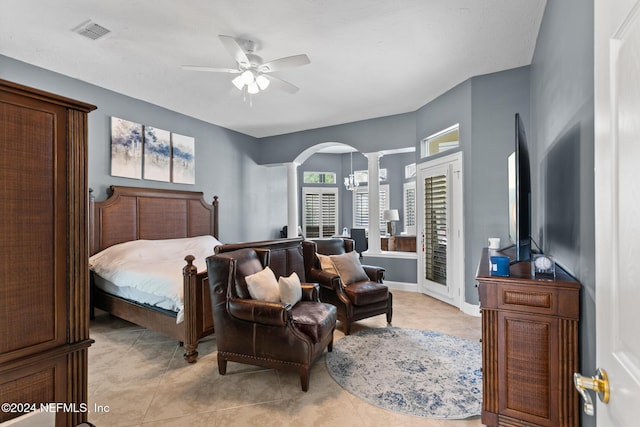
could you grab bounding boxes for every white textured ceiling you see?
[0,0,546,138]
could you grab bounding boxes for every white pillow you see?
[330,251,369,285]
[278,272,302,306]
[245,266,280,302]
[317,253,338,275]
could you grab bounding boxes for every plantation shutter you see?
[404,182,416,234]
[303,192,320,238]
[302,188,338,238]
[320,192,337,237]
[378,188,389,233]
[354,191,368,228]
[423,173,447,285]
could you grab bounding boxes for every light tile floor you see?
[88,290,482,426]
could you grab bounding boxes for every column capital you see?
[362,151,384,160]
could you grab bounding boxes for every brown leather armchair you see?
[303,238,392,335]
[206,243,336,392]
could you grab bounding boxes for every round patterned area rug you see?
[326,327,482,419]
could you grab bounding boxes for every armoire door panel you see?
[0,97,68,358]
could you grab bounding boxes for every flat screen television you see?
[507,113,532,263]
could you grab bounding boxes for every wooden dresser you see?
[0,80,96,426]
[476,248,580,427]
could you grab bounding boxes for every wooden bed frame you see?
[89,185,219,362]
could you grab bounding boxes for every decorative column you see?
[286,162,300,238]
[364,152,382,253]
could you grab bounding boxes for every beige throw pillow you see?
[278,272,302,306]
[245,266,280,302]
[330,251,369,285]
[317,253,338,275]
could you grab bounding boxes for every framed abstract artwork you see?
[143,126,171,182]
[110,116,196,184]
[110,117,143,179]
[171,133,195,184]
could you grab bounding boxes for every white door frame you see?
[416,151,464,309]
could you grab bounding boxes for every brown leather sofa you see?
[303,238,392,335]
[207,238,337,391]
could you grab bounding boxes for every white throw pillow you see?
[245,266,280,302]
[278,272,302,306]
[330,251,369,285]
[317,253,338,275]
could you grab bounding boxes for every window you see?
[403,181,416,235]
[303,171,336,184]
[302,187,338,238]
[421,124,459,158]
[353,168,387,183]
[353,185,389,235]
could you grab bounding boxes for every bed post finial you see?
[183,255,197,275]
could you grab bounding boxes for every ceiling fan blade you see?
[218,35,250,67]
[181,65,240,73]
[258,54,310,73]
[264,74,300,94]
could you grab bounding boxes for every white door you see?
[592,0,640,424]
[416,152,463,309]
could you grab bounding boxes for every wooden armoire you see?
[0,80,96,426]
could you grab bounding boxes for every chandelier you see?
[344,151,360,191]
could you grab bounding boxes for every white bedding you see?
[89,235,222,323]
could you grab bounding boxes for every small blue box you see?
[490,256,510,277]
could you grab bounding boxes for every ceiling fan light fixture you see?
[231,75,245,90]
[184,35,308,100]
[241,70,255,85]
[256,74,270,91]
[247,81,260,95]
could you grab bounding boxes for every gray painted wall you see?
[414,69,530,306]
[258,112,417,164]
[529,1,595,426]
[0,55,287,244]
[468,67,531,304]
[362,256,417,284]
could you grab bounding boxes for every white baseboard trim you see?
[383,281,481,317]
[383,281,418,292]
[462,301,481,317]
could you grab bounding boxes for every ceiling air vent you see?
[74,20,111,40]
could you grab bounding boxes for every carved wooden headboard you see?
[89,186,219,255]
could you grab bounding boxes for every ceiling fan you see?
[182,35,310,95]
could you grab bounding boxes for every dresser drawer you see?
[479,281,579,319]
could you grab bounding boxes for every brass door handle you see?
[573,368,610,416]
